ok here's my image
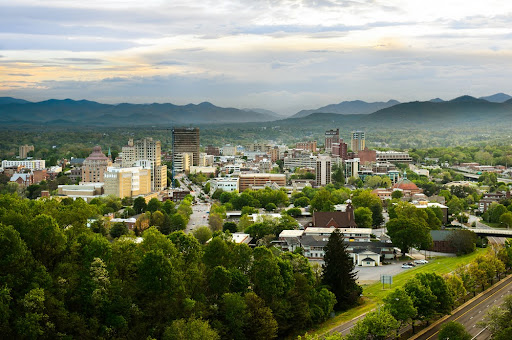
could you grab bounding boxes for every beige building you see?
[174,152,193,173]
[104,167,151,198]
[57,183,104,202]
[122,138,167,191]
[19,145,34,159]
[82,146,112,183]
[239,173,286,192]
[316,155,332,187]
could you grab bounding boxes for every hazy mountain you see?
[242,108,284,117]
[0,98,278,126]
[429,98,444,103]
[0,97,32,105]
[264,96,512,131]
[479,93,512,103]
[292,99,400,118]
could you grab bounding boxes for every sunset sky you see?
[1,0,512,114]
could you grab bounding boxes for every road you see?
[178,175,212,234]
[412,274,512,340]
[467,214,507,245]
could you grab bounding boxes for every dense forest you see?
[0,194,365,339]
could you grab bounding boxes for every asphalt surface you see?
[178,175,212,234]
[467,214,507,245]
[412,274,512,340]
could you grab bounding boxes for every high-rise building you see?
[19,145,34,159]
[296,141,317,152]
[351,131,365,152]
[316,155,332,187]
[82,146,112,182]
[172,127,200,167]
[104,166,152,198]
[332,139,348,160]
[205,145,220,156]
[122,137,167,191]
[324,129,340,152]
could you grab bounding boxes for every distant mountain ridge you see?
[0,97,278,126]
[292,99,400,118]
[479,93,512,103]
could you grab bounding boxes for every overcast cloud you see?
[1,0,512,114]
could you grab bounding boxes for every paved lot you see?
[356,262,420,282]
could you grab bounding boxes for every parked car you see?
[402,264,413,269]
[414,259,429,264]
[406,262,416,267]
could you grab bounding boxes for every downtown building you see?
[104,166,152,198]
[324,128,340,153]
[82,146,112,183]
[316,155,332,187]
[351,131,365,153]
[172,127,200,167]
[122,138,167,191]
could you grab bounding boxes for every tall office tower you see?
[324,129,340,152]
[351,131,365,153]
[19,145,34,159]
[82,146,112,183]
[122,137,167,191]
[172,127,200,167]
[316,155,332,187]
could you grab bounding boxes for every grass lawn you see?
[307,248,487,337]
[480,221,510,229]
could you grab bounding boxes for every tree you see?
[285,208,302,217]
[383,288,417,337]
[416,273,454,314]
[294,196,310,208]
[193,226,212,244]
[354,207,373,228]
[147,197,162,212]
[110,222,128,238]
[220,293,247,340]
[163,318,220,340]
[133,196,147,214]
[244,292,278,340]
[322,229,362,310]
[352,190,384,226]
[345,310,399,340]
[438,321,471,340]
[404,277,438,326]
[170,213,187,231]
[265,203,277,212]
[223,221,238,233]
[499,211,512,228]
[391,190,403,199]
[310,189,334,212]
[162,199,176,215]
[386,216,432,255]
[209,212,224,232]
[151,210,165,227]
[447,230,477,255]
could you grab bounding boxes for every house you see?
[353,250,381,266]
[308,201,356,228]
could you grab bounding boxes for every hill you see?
[479,93,512,103]
[292,99,400,118]
[0,97,32,105]
[0,98,278,126]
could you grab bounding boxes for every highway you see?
[412,274,512,340]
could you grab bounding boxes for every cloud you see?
[8,73,32,76]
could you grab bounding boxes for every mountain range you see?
[291,99,400,118]
[1,93,511,127]
[0,98,277,126]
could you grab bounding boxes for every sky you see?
[1,0,512,115]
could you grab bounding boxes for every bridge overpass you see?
[451,169,512,184]
[470,228,512,238]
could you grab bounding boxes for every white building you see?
[209,177,239,194]
[284,155,317,171]
[222,144,237,156]
[2,159,46,170]
[316,155,331,187]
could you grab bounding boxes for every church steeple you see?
[108,147,112,159]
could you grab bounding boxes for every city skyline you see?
[1,0,512,114]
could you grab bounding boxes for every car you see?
[406,262,416,267]
[414,259,429,264]
[402,264,413,269]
